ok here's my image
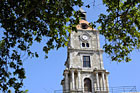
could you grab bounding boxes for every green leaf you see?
[35,52,39,58]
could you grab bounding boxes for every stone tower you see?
[61,8,109,93]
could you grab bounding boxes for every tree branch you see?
[15,0,44,23]
[124,0,136,15]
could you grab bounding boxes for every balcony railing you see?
[109,86,137,93]
[54,86,137,93]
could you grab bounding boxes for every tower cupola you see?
[79,8,86,20]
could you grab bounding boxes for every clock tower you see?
[61,8,109,93]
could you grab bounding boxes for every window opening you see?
[83,56,91,67]
[84,78,92,92]
[80,13,86,20]
[82,43,85,47]
[86,43,89,47]
[81,23,88,29]
[82,43,89,48]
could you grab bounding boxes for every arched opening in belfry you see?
[80,13,86,20]
[84,78,92,92]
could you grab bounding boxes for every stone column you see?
[96,31,100,49]
[71,69,75,90]
[102,72,106,91]
[106,74,109,91]
[77,70,81,90]
[96,72,100,91]
[65,71,69,91]
[99,51,104,69]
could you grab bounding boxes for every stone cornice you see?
[63,69,69,75]
[93,69,110,74]
[68,48,104,53]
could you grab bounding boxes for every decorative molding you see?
[68,48,104,53]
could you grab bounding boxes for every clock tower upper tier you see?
[69,20,100,50]
[67,20,104,70]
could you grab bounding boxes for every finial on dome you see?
[79,7,86,13]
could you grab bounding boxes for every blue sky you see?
[0,0,140,93]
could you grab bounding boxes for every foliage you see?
[0,0,82,92]
[95,0,140,62]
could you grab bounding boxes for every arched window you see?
[82,43,85,47]
[81,23,88,29]
[84,78,92,92]
[86,43,89,47]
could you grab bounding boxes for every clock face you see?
[82,35,88,40]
